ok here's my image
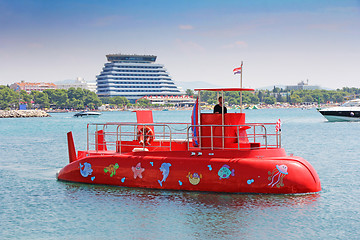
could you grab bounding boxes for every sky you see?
[0,0,359,89]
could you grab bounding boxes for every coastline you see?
[0,110,51,118]
[4,103,337,117]
[47,103,337,113]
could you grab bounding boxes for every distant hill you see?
[175,81,221,90]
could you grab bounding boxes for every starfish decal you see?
[132,162,145,179]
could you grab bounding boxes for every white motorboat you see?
[74,111,101,117]
[318,99,360,122]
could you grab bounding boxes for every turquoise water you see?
[1,109,359,239]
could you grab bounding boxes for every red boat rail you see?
[85,121,281,154]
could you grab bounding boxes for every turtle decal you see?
[104,163,119,177]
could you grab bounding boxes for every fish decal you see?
[158,163,171,187]
[79,162,93,177]
[218,164,235,179]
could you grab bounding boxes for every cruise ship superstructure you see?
[96,54,184,102]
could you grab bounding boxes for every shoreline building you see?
[137,95,196,107]
[285,80,320,91]
[56,77,97,93]
[96,54,185,103]
[10,81,56,94]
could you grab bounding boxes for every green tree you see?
[136,98,151,107]
[257,91,264,102]
[44,89,68,108]
[228,97,237,105]
[67,87,77,100]
[84,91,102,108]
[264,96,276,104]
[74,88,85,100]
[333,94,344,103]
[276,93,285,102]
[290,94,301,104]
[32,91,50,108]
[110,96,129,106]
[303,95,314,103]
[19,90,32,108]
[0,86,19,109]
[69,98,84,109]
[186,89,195,97]
[249,94,260,104]
[273,86,280,93]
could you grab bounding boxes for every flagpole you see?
[240,61,243,113]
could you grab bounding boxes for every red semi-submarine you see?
[57,88,321,194]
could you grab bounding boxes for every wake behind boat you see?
[74,111,101,117]
[318,99,360,122]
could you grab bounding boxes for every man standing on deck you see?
[214,96,227,114]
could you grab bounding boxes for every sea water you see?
[0,109,359,239]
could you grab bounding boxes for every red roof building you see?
[10,81,57,94]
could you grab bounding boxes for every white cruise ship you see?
[96,54,185,102]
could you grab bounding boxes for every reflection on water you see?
[60,182,320,238]
[63,182,320,210]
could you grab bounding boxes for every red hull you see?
[57,148,321,194]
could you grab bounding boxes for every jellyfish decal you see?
[268,164,288,188]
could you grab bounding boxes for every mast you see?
[240,61,243,113]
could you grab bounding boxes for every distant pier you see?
[0,110,50,118]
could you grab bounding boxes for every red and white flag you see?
[233,67,242,75]
[275,119,281,132]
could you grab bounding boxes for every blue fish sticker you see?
[79,162,93,177]
[158,163,171,186]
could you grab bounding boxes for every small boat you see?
[74,111,101,117]
[57,88,321,194]
[318,99,360,122]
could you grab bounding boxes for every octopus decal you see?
[268,164,288,188]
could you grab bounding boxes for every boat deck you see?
[84,121,281,155]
